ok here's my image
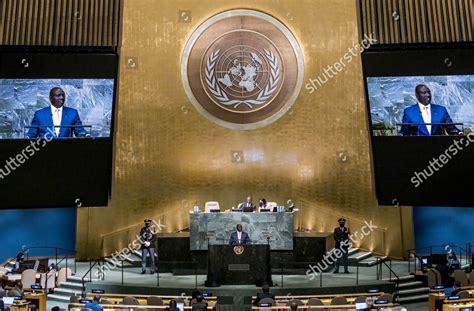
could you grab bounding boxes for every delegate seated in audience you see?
[13,281,23,295]
[191,295,208,311]
[84,295,103,311]
[435,258,453,287]
[289,300,299,311]
[165,299,178,311]
[451,281,463,296]
[253,284,275,306]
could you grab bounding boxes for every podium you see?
[205,244,272,287]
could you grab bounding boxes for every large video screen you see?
[362,47,474,207]
[367,75,474,136]
[0,79,114,138]
[0,50,118,209]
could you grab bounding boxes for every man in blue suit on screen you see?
[26,87,89,138]
[399,84,462,136]
[229,224,251,245]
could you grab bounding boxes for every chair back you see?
[330,296,347,305]
[427,269,439,287]
[307,297,324,306]
[391,307,407,311]
[80,309,92,311]
[21,269,36,289]
[40,271,56,290]
[453,270,469,287]
[57,268,72,286]
[69,295,80,303]
[122,296,139,305]
[0,266,8,274]
[353,296,367,303]
[146,296,163,306]
[470,270,474,285]
[266,202,277,209]
[432,269,442,285]
[204,201,220,213]
[286,299,304,306]
[0,287,5,297]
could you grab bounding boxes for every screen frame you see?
[361,44,474,207]
[0,47,119,209]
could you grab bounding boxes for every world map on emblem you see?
[182,10,304,130]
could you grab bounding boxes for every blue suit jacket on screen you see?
[399,103,460,136]
[229,231,251,245]
[26,106,87,138]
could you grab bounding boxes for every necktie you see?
[424,106,431,134]
[55,109,61,135]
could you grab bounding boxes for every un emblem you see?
[233,245,245,255]
[181,9,304,130]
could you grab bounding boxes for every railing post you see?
[319,269,322,287]
[356,261,359,285]
[121,260,124,285]
[281,262,283,288]
[389,259,392,282]
[55,248,58,266]
[157,259,160,287]
[89,258,92,282]
[194,262,198,288]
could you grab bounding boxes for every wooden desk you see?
[70,303,216,310]
[429,286,474,311]
[442,299,474,310]
[25,292,47,311]
[253,292,385,306]
[1,273,41,282]
[86,293,218,306]
[9,301,29,311]
[252,305,396,310]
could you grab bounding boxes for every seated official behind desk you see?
[238,196,256,212]
[229,224,251,245]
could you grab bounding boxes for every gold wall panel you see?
[76,0,414,260]
[0,0,121,46]
[358,0,474,44]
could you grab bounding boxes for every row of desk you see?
[84,292,218,308]
[429,286,474,311]
[3,292,47,311]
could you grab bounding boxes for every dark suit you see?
[26,106,88,138]
[241,202,256,212]
[253,292,275,306]
[139,226,156,273]
[191,301,208,311]
[333,226,350,272]
[229,231,251,245]
[435,263,453,287]
[399,103,460,136]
